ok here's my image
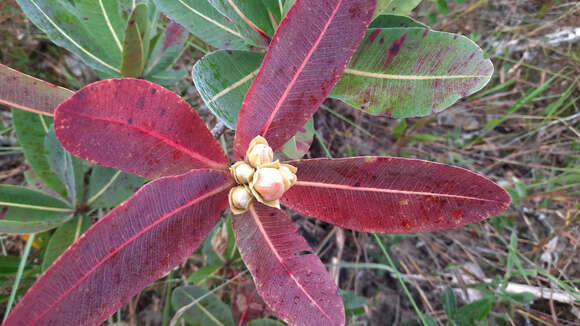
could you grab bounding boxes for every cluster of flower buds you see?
[228,136,297,214]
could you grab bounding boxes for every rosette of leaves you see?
[15,0,189,85]
[2,1,510,326]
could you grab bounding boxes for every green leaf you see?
[375,0,422,16]
[86,165,145,209]
[341,290,368,317]
[187,264,224,286]
[121,3,149,77]
[0,256,22,275]
[260,0,283,23]
[192,50,263,129]
[332,28,493,118]
[44,126,76,206]
[171,286,235,326]
[208,0,274,47]
[370,14,427,28]
[245,319,285,326]
[0,185,73,234]
[154,0,249,50]
[498,291,535,305]
[454,296,494,326]
[442,286,457,319]
[76,0,126,64]
[281,0,294,18]
[224,216,237,261]
[282,118,314,160]
[16,0,121,75]
[436,0,449,14]
[202,221,228,265]
[12,109,67,198]
[41,215,91,271]
[147,68,188,86]
[424,315,438,326]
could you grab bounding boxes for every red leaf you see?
[3,169,232,326]
[233,203,344,326]
[281,157,510,233]
[234,0,376,159]
[0,64,73,116]
[55,78,228,179]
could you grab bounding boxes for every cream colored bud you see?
[246,136,273,167]
[228,186,253,214]
[250,167,285,208]
[230,162,254,184]
[279,164,298,191]
[247,144,273,168]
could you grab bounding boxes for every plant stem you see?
[313,131,332,158]
[3,233,35,322]
[162,269,175,326]
[372,234,428,326]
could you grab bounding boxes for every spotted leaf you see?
[282,157,510,233]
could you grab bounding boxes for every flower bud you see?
[230,162,254,184]
[228,186,253,214]
[279,164,298,191]
[246,136,273,168]
[250,167,285,208]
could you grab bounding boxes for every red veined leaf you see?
[0,64,73,116]
[55,78,229,179]
[233,203,344,326]
[281,157,510,233]
[3,169,233,326]
[234,0,377,159]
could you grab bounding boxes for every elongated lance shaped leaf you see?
[54,78,229,179]
[3,169,233,326]
[370,14,427,28]
[375,0,422,16]
[208,0,273,47]
[332,28,493,117]
[234,0,377,160]
[0,64,73,116]
[87,165,145,209]
[233,203,344,326]
[15,0,121,75]
[0,185,73,234]
[12,109,68,198]
[154,0,249,50]
[281,157,510,233]
[120,3,148,78]
[45,126,76,205]
[76,0,126,62]
[42,215,91,271]
[172,285,235,326]
[193,50,264,129]
[145,20,189,77]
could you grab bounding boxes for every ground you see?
[0,0,579,325]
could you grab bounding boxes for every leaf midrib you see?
[175,0,243,38]
[28,0,120,73]
[343,68,489,80]
[27,181,231,326]
[295,180,507,204]
[62,110,226,170]
[248,205,333,322]
[260,0,344,136]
